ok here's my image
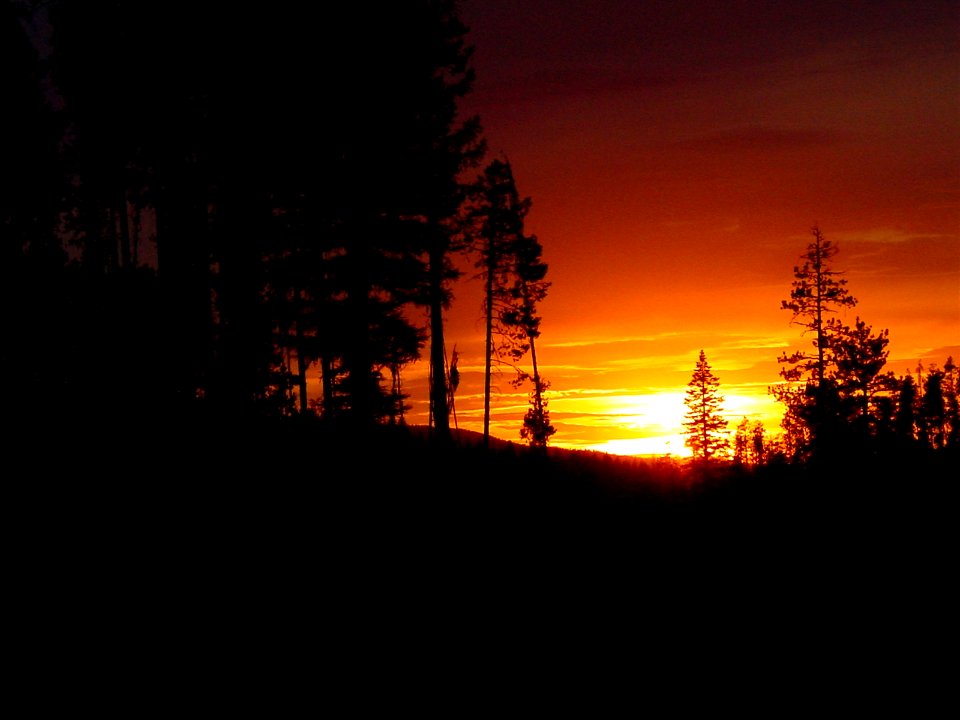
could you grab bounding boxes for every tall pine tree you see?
[470,157,553,448]
[773,226,858,462]
[683,350,729,461]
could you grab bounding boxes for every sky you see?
[400,0,960,456]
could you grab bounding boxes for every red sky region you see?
[397,0,960,455]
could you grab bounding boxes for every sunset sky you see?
[401,0,960,455]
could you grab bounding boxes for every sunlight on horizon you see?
[566,434,693,458]
[546,389,784,457]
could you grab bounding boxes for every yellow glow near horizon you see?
[546,390,784,457]
[571,434,693,458]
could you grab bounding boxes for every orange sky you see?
[398,0,960,455]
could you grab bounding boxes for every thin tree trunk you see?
[814,228,825,388]
[530,333,542,418]
[428,240,450,441]
[321,353,335,418]
[295,319,308,414]
[483,236,495,447]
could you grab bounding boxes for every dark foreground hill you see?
[8,415,955,686]
[19,415,954,558]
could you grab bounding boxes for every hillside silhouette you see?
[4,3,955,582]
[24,414,953,558]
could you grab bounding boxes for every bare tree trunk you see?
[530,333,542,417]
[483,237,495,447]
[295,319,308,414]
[321,353,335,418]
[428,241,450,441]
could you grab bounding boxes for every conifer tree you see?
[470,156,529,444]
[469,156,554,448]
[777,226,858,386]
[733,418,767,466]
[395,0,487,440]
[920,364,947,450]
[752,420,767,465]
[734,418,751,465]
[829,316,896,443]
[683,350,729,461]
[498,221,553,448]
[944,357,960,448]
[772,226,861,461]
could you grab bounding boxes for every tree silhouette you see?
[773,226,861,462]
[828,316,896,446]
[920,363,948,450]
[777,226,858,387]
[506,233,554,449]
[683,350,729,461]
[893,373,919,449]
[1,0,67,420]
[41,1,488,430]
[470,156,530,445]
[733,418,766,466]
[469,156,554,448]
[389,1,488,441]
[944,357,960,448]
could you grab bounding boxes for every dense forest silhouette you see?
[6,2,487,433]
[3,1,956,539]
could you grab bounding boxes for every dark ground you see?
[7,417,953,703]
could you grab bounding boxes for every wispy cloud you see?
[545,331,696,349]
[834,228,956,245]
[716,336,791,351]
[604,354,705,370]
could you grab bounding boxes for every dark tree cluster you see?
[772,226,959,469]
[3,1,563,447]
[682,226,957,477]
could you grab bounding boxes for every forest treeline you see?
[680,226,959,472]
[3,0,554,445]
[3,2,955,475]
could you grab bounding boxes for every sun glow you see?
[579,434,692,458]
[546,390,783,457]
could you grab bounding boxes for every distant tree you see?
[777,226,858,386]
[683,350,729,461]
[734,418,767,466]
[772,226,860,462]
[733,418,750,465]
[828,316,896,445]
[945,357,960,447]
[893,372,919,447]
[919,364,947,450]
[752,420,768,465]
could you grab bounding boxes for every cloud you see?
[717,336,791,351]
[833,228,956,245]
[544,332,695,349]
